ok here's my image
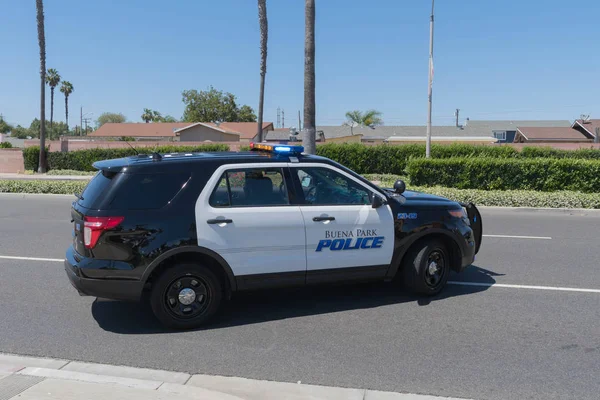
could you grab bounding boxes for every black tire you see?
[150,263,223,330]
[402,239,449,296]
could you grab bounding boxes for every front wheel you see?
[402,239,449,296]
[150,263,223,330]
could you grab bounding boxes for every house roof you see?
[200,122,273,140]
[465,120,572,131]
[515,127,590,141]
[266,125,496,141]
[89,122,274,139]
[572,119,600,138]
[88,123,190,138]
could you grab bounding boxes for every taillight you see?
[83,216,124,249]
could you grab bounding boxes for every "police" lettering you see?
[315,237,385,252]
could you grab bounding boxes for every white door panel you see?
[301,205,394,271]
[292,163,394,272]
[195,163,306,277]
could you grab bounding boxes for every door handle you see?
[207,218,233,224]
[313,216,335,222]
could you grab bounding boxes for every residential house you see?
[513,127,592,143]
[571,119,600,141]
[462,120,572,143]
[87,122,274,143]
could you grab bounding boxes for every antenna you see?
[282,109,285,128]
[277,107,281,128]
[124,140,139,155]
[581,114,591,123]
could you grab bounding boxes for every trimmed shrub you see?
[0,180,88,194]
[47,169,95,176]
[23,144,230,172]
[22,146,47,171]
[407,158,600,193]
[315,143,520,174]
[520,146,600,160]
[0,142,13,148]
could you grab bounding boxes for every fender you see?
[142,246,237,291]
[385,228,468,280]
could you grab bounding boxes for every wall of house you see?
[23,139,244,152]
[178,125,239,142]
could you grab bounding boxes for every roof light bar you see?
[250,142,304,154]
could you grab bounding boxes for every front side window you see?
[209,167,289,207]
[294,167,371,206]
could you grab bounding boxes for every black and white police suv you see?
[65,143,482,329]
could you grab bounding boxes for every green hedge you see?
[0,180,88,194]
[0,142,13,148]
[519,146,600,159]
[23,144,230,171]
[407,158,600,192]
[315,143,520,175]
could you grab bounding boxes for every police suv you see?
[65,143,482,329]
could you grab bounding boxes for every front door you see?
[290,164,394,284]
[195,163,306,289]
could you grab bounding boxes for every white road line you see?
[0,255,63,262]
[448,281,600,294]
[483,234,552,240]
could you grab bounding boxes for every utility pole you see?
[282,109,285,128]
[298,110,302,132]
[595,127,599,144]
[455,108,460,127]
[80,106,83,137]
[426,0,435,158]
[277,107,281,128]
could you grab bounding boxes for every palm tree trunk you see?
[36,0,47,173]
[65,96,69,132]
[50,87,54,127]
[302,0,316,154]
[256,0,268,143]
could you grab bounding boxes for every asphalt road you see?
[0,193,599,400]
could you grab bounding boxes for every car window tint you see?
[78,170,120,209]
[108,173,190,210]
[295,167,371,205]
[210,168,289,207]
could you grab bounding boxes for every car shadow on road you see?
[92,265,501,334]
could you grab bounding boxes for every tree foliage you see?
[344,110,383,128]
[0,117,14,134]
[140,109,177,123]
[45,68,61,126]
[182,86,257,123]
[96,112,127,127]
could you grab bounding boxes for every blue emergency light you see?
[250,142,304,155]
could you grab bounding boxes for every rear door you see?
[290,164,394,284]
[195,163,307,289]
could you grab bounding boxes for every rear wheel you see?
[402,239,449,296]
[150,263,222,330]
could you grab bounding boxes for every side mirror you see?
[371,194,385,209]
[393,179,406,194]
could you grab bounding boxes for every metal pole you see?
[595,127,599,144]
[426,0,434,158]
[80,107,83,137]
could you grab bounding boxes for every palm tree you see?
[256,0,268,142]
[302,0,316,154]
[344,109,383,134]
[45,68,60,127]
[60,81,74,132]
[36,0,47,173]
[141,108,153,123]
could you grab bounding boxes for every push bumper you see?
[64,246,144,301]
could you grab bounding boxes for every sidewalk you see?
[0,173,91,181]
[0,353,472,400]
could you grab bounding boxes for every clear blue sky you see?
[1,0,599,129]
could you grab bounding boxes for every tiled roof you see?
[516,127,590,141]
[88,123,190,137]
[89,122,274,139]
[572,119,600,138]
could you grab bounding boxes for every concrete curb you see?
[0,352,473,400]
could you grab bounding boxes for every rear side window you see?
[109,173,190,210]
[79,171,190,210]
[209,168,289,207]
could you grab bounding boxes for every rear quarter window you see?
[79,171,190,210]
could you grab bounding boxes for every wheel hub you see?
[178,288,196,305]
[428,261,439,276]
